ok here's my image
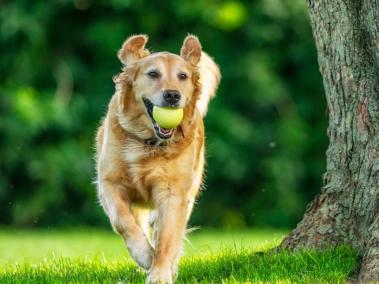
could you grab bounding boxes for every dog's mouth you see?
[143,98,175,140]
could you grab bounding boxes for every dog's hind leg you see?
[98,180,154,270]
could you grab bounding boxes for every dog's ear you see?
[118,34,150,65]
[180,35,202,65]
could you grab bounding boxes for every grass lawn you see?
[0,228,358,283]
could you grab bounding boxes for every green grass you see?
[0,228,358,283]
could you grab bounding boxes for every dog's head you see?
[114,34,201,141]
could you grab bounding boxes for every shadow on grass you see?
[179,246,358,283]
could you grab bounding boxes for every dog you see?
[95,34,220,283]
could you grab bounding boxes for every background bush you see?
[0,0,326,228]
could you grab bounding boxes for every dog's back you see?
[197,52,221,117]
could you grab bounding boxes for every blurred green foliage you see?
[0,0,326,228]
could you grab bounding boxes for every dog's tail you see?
[197,52,221,117]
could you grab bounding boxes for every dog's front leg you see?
[147,192,188,284]
[98,180,154,270]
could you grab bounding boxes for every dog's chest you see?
[122,140,196,195]
[122,141,171,187]
[123,141,148,164]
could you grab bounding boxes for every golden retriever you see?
[95,34,220,283]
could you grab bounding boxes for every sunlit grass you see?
[0,228,286,264]
[0,228,357,283]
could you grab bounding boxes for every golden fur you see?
[95,34,220,283]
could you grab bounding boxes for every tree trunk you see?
[280,0,379,282]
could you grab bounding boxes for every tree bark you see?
[280,0,379,282]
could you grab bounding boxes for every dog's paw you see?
[125,235,154,270]
[146,267,172,284]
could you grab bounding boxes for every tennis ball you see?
[152,106,184,129]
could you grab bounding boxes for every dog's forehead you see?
[139,52,190,70]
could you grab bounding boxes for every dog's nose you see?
[162,90,181,105]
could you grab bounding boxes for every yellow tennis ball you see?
[152,106,184,129]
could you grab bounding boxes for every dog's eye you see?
[178,73,188,81]
[147,71,160,79]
